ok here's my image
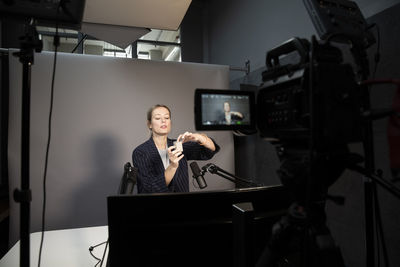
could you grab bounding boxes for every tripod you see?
[256,202,345,267]
[255,141,400,267]
[255,146,351,267]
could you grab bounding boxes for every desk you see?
[0,226,108,267]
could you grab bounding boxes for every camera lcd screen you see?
[194,89,255,131]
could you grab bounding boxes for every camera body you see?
[257,37,364,149]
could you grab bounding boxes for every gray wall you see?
[7,52,235,246]
[358,0,400,16]
[205,0,400,81]
[202,1,400,267]
[181,0,205,63]
[206,0,315,81]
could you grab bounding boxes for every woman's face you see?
[149,107,171,136]
[224,102,231,112]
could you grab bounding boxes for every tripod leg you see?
[315,232,346,267]
[255,245,274,267]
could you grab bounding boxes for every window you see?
[37,26,181,61]
[136,28,181,62]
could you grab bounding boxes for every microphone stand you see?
[201,163,260,187]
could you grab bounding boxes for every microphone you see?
[190,162,207,189]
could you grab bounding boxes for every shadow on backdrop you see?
[68,134,122,228]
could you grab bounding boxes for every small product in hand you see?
[174,140,183,153]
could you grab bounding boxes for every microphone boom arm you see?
[202,163,260,187]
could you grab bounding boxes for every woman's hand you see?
[177,132,207,144]
[167,145,184,168]
[231,111,243,118]
[177,132,215,151]
[164,146,184,186]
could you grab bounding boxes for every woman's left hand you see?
[177,132,207,145]
[178,131,216,151]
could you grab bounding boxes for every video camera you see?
[194,0,377,203]
[195,35,368,204]
[196,36,365,146]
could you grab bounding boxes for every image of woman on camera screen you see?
[132,104,219,193]
[219,101,244,125]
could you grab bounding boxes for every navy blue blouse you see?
[132,137,219,193]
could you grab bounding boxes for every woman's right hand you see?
[167,146,184,168]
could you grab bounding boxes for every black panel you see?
[107,186,293,267]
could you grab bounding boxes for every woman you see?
[219,101,243,125]
[132,104,219,193]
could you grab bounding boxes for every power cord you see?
[89,162,138,267]
[89,240,109,267]
[71,33,87,53]
[89,240,108,267]
[37,6,60,267]
[99,239,109,267]
[373,174,389,267]
[367,23,381,78]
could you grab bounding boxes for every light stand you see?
[0,2,86,266]
[301,1,379,263]
[358,79,400,267]
[12,19,43,267]
[347,41,381,267]
[201,163,261,187]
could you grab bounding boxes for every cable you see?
[371,186,380,267]
[71,33,87,53]
[37,7,60,267]
[89,240,109,267]
[369,23,381,78]
[373,179,389,267]
[374,189,382,267]
[99,239,109,267]
[89,249,101,262]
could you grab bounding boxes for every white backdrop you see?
[8,51,234,246]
